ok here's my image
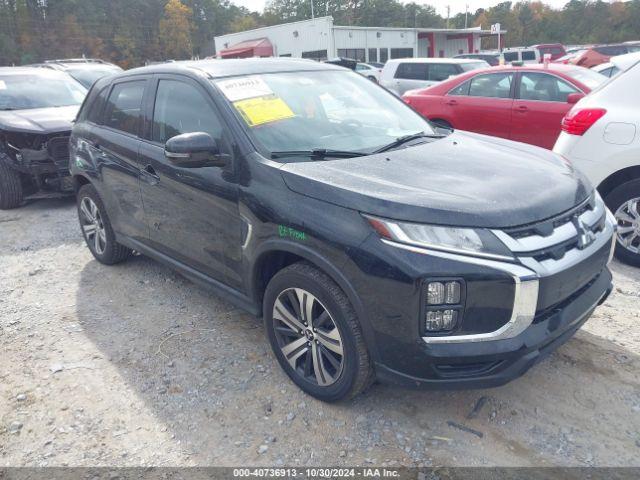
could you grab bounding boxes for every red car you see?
[402,64,607,149]
[567,44,640,68]
[531,43,566,61]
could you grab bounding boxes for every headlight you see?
[364,215,513,260]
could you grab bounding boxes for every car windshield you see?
[213,70,436,159]
[460,61,489,71]
[68,67,121,88]
[0,73,86,110]
[565,67,608,89]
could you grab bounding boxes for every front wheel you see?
[264,262,374,402]
[0,161,24,209]
[77,184,132,265]
[605,179,640,267]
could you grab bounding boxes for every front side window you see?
[395,63,428,80]
[213,70,435,159]
[518,72,579,102]
[104,81,145,136]
[468,72,513,98]
[152,80,223,144]
[428,63,459,81]
[449,80,470,96]
[0,73,86,111]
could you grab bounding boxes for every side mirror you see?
[164,132,229,168]
[567,92,585,104]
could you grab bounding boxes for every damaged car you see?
[0,67,86,209]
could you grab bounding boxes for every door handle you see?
[445,100,458,106]
[141,164,160,185]
[515,105,529,112]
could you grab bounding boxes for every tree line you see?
[1,0,640,68]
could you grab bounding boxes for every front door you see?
[139,75,242,285]
[511,71,578,149]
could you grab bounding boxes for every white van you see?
[379,58,489,95]
[500,48,540,65]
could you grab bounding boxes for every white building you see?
[213,16,502,63]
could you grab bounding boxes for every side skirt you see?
[118,235,260,317]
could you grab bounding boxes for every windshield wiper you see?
[271,149,368,160]
[373,132,446,153]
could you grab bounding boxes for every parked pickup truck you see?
[70,59,615,401]
[0,67,86,209]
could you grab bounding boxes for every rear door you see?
[393,62,430,95]
[511,71,580,149]
[91,78,149,241]
[138,74,241,285]
[444,71,514,138]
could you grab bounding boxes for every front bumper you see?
[375,267,612,389]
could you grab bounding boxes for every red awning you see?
[218,38,273,59]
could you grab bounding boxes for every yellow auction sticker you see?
[234,95,295,127]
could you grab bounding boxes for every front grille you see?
[493,194,612,313]
[47,136,71,169]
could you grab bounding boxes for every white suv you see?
[379,58,488,96]
[554,60,640,266]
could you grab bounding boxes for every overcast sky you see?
[232,0,571,17]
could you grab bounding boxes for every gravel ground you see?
[1,198,639,468]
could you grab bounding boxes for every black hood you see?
[0,105,78,134]
[280,131,592,229]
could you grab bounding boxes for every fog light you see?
[425,309,458,332]
[427,282,444,305]
[445,282,460,304]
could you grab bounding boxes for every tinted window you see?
[390,48,414,60]
[368,48,377,63]
[104,81,145,136]
[86,86,109,124]
[521,50,537,61]
[503,52,518,62]
[468,73,513,98]
[380,48,389,63]
[152,80,222,144]
[428,63,460,81]
[518,72,578,102]
[337,49,365,62]
[595,45,627,56]
[395,63,427,80]
[301,50,327,61]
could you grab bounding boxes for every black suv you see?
[70,59,615,401]
[0,67,86,209]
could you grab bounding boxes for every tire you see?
[0,160,24,209]
[367,75,377,83]
[77,184,132,265]
[604,179,640,267]
[264,262,374,402]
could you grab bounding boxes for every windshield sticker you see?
[217,76,273,102]
[234,95,295,127]
[0,80,6,90]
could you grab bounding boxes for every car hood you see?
[280,131,592,229]
[0,105,79,134]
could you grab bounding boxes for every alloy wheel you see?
[80,197,107,255]
[614,197,640,255]
[272,288,344,386]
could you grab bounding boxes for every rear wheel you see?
[0,161,24,209]
[604,179,640,267]
[264,262,374,402]
[77,184,132,265]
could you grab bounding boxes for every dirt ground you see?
[1,197,639,468]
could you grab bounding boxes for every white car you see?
[355,63,382,83]
[379,58,488,96]
[591,51,640,78]
[501,48,540,65]
[554,61,640,266]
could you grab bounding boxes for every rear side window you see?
[468,73,513,98]
[103,81,145,136]
[86,86,109,124]
[518,72,579,102]
[428,63,459,81]
[503,52,518,62]
[152,80,223,144]
[395,63,427,80]
[521,50,537,61]
[449,80,470,96]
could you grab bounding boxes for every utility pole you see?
[464,4,469,28]
[446,5,450,28]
